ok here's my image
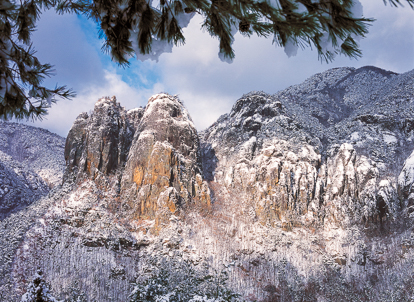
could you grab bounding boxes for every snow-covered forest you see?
[1,66,414,301]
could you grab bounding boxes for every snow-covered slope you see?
[0,121,66,187]
[0,122,66,299]
[0,122,65,219]
[1,66,414,302]
[201,67,414,228]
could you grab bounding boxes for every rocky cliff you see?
[202,66,414,228]
[64,94,210,226]
[1,66,414,302]
[64,96,140,180]
[120,93,210,226]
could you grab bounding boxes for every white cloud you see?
[78,70,161,111]
[152,2,414,130]
[177,91,235,131]
[24,70,163,137]
[31,10,106,90]
[20,0,414,137]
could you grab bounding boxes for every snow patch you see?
[284,39,298,57]
[398,150,414,189]
[350,132,360,141]
[383,134,397,144]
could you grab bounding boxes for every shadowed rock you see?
[64,96,140,180]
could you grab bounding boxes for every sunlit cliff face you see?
[2,66,414,302]
[64,94,210,228]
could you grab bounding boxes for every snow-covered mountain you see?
[0,122,65,219]
[1,66,414,301]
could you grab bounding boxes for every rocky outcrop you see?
[64,96,140,180]
[202,67,414,227]
[64,94,210,226]
[3,94,212,301]
[120,94,210,225]
[399,149,414,213]
[323,143,398,225]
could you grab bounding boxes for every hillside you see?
[1,66,414,301]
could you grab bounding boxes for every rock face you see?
[2,66,414,302]
[64,96,140,180]
[202,66,414,228]
[120,94,210,224]
[399,149,414,213]
[64,94,210,226]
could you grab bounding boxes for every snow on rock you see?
[201,66,414,228]
[398,149,414,201]
[3,66,414,302]
[6,93,212,301]
[64,96,139,181]
[121,93,210,225]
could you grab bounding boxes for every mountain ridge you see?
[1,65,414,301]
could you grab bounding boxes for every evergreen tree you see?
[66,281,87,302]
[129,257,241,302]
[20,270,60,302]
[0,0,75,121]
[1,0,413,120]
[59,0,414,65]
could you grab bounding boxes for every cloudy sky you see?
[23,0,414,137]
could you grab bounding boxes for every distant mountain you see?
[0,122,65,219]
[1,66,414,302]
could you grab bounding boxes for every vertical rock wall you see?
[64,94,210,227]
[64,96,139,180]
[120,94,210,226]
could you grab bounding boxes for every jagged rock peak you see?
[120,93,210,226]
[64,96,141,181]
[63,93,210,228]
[201,66,414,228]
[138,93,197,154]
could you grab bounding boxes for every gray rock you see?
[201,66,414,226]
[64,96,138,180]
[3,66,414,302]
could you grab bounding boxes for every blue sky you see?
[24,0,414,137]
